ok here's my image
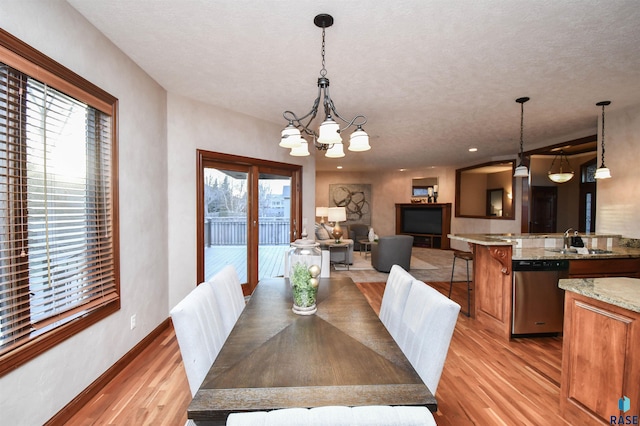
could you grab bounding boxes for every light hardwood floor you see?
[64,276,590,425]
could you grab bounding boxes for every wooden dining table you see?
[188,276,437,425]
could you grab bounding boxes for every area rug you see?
[336,255,438,271]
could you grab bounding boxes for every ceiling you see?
[66,0,640,172]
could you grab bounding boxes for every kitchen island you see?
[448,233,640,340]
[559,277,640,424]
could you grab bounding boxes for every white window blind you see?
[0,62,117,356]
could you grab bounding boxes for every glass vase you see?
[288,238,322,315]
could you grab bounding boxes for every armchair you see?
[371,235,414,272]
[348,223,370,250]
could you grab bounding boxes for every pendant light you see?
[548,150,574,183]
[513,97,530,178]
[594,101,612,179]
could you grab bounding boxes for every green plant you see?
[291,263,317,308]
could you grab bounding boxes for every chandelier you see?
[279,14,370,158]
[513,97,530,178]
[547,150,574,183]
[594,100,612,179]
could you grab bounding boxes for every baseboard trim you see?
[45,318,171,426]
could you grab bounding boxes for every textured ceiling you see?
[66,0,640,172]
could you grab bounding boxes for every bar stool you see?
[449,250,473,317]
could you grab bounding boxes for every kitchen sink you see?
[545,248,614,255]
[545,248,577,254]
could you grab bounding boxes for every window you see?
[0,30,119,376]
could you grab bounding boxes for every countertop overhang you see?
[559,277,640,313]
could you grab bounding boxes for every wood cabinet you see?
[560,292,640,424]
[395,203,451,249]
[569,257,640,278]
[471,244,513,338]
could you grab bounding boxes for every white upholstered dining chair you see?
[169,282,227,397]
[207,264,245,337]
[379,264,415,344]
[226,405,437,425]
[397,280,460,395]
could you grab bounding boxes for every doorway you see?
[196,151,302,294]
[578,158,597,233]
[530,186,558,233]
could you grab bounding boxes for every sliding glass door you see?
[257,172,293,281]
[202,165,249,282]
[197,151,301,294]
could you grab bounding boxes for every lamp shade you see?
[325,142,345,158]
[327,206,346,222]
[348,128,371,151]
[514,164,529,178]
[317,117,342,145]
[279,124,302,148]
[594,167,612,179]
[289,139,310,156]
[315,207,328,217]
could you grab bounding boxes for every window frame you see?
[0,29,120,377]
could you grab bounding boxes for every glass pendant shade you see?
[279,124,302,148]
[594,166,612,179]
[547,151,574,183]
[348,127,371,151]
[514,164,529,178]
[548,172,574,183]
[289,139,310,156]
[317,117,342,145]
[325,142,345,158]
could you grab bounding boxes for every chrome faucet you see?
[563,228,574,249]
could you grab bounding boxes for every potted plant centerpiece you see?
[288,238,322,315]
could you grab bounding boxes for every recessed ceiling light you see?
[336,165,343,169]
[469,148,478,152]
[399,168,406,172]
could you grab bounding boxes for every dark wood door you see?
[530,186,558,233]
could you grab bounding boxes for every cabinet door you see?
[561,293,640,424]
[568,300,628,417]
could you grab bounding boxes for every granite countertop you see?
[512,246,640,260]
[447,233,520,246]
[448,233,640,260]
[559,277,640,313]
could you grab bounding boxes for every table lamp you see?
[315,206,328,224]
[327,207,347,242]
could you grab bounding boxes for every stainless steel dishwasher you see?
[512,259,569,335]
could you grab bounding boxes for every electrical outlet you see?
[130,314,136,330]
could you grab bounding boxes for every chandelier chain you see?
[519,101,524,160]
[600,103,606,166]
[320,27,327,78]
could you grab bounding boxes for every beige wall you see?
[596,104,640,238]
[0,1,169,424]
